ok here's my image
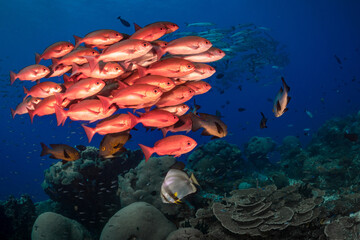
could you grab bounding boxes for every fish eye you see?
[116,67,119,70]
[101,146,106,151]
[218,50,222,53]
[187,65,192,69]
[67,45,70,47]
[116,33,119,36]
[205,41,210,44]
[143,43,148,47]
[43,68,47,71]
[167,82,171,85]
[96,82,100,85]
[210,67,214,71]
[189,90,193,93]
[92,51,96,54]
[160,27,164,30]
[174,116,177,119]
[153,89,158,93]
[187,142,191,146]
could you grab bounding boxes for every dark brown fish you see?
[40,143,80,161]
[99,131,131,158]
[190,112,227,139]
[344,133,358,142]
[260,112,268,129]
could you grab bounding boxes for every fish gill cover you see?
[0,0,360,239]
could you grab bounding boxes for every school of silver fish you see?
[10,21,230,203]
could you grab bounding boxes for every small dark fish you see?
[344,133,358,142]
[334,54,342,65]
[216,73,224,79]
[40,143,80,161]
[75,145,87,151]
[99,131,131,158]
[238,108,246,112]
[226,100,230,104]
[117,16,130,27]
[237,85,242,91]
[190,112,227,139]
[260,112,267,129]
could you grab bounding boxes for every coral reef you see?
[244,136,277,169]
[31,212,92,240]
[0,194,36,240]
[186,184,325,239]
[41,146,143,234]
[187,139,245,193]
[166,228,204,240]
[100,202,176,240]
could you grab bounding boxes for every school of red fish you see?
[10,21,228,161]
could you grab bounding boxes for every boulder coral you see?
[100,202,176,240]
[244,136,276,169]
[31,212,92,240]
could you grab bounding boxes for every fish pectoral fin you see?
[190,45,200,50]
[287,96,291,104]
[63,149,70,159]
[214,122,223,134]
[39,87,50,93]
[201,129,211,136]
[283,108,289,113]
[126,49,137,54]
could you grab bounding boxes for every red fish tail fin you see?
[23,86,30,100]
[54,93,64,105]
[73,35,82,49]
[127,111,139,128]
[136,65,147,78]
[51,58,60,68]
[154,46,166,61]
[97,95,112,110]
[82,124,96,143]
[71,63,80,76]
[54,105,67,126]
[161,128,169,137]
[35,53,41,64]
[134,23,142,31]
[27,108,35,123]
[84,55,98,72]
[10,108,16,119]
[138,144,154,162]
[10,71,16,85]
[40,142,51,156]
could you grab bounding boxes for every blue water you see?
[0,0,359,201]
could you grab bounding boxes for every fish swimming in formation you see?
[186,22,215,27]
[161,168,199,204]
[273,77,291,117]
[117,16,130,27]
[138,135,197,162]
[305,109,313,118]
[260,112,268,129]
[40,143,80,162]
[99,131,131,158]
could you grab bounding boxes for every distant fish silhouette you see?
[238,108,246,112]
[344,133,358,142]
[117,16,130,27]
[260,112,267,129]
[216,73,224,79]
[334,54,342,65]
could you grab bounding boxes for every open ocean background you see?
[0,0,359,202]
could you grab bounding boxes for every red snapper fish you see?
[73,29,123,49]
[131,75,175,92]
[55,78,105,104]
[157,36,212,59]
[82,113,139,142]
[174,47,226,63]
[137,109,179,128]
[35,41,74,64]
[157,104,189,116]
[27,96,70,123]
[185,81,212,95]
[155,86,195,108]
[130,22,168,41]
[177,63,216,81]
[10,64,50,85]
[11,97,41,118]
[85,39,153,71]
[98,84,163,109]
[54,99,117,126]
[52,47,99,68]
[137,57,196,78]
[161,113,193,137]
[71,62,124,79]
[138,135,197,162]
[23,81,62,100]
[134,22,179,34]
